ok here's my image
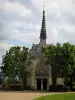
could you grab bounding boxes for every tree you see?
[61,43,75,89]
[43,43,62,87]
[43,42,75,90]
[19,47,31,89]
[2,46,31,89]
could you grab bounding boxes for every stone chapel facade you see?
[26,9,64,90]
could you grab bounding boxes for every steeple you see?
[40,7,47,43]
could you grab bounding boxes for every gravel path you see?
[0,91,61,100]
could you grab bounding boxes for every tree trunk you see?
[52,77,57,86]
[51,62,57,87]
[22,75,27,90]
[70,75,73,90]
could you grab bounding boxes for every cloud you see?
[0,0,32,17]
[0,0,75,65]
[0,41,14,66]
[31,0,75,15]
[0,0,34,65]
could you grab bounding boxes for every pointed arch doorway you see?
[37,78,47,90]
[37,79,41,90]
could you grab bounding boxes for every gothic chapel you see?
[26,9,64,90]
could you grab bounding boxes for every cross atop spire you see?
[40,6,47,43]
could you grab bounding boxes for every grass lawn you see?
[34,93,75,100]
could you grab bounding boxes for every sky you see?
[0,0,75,66]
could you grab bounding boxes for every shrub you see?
[8,79,21,85]
[49,85,63,92]
[72,86,75,91]
[72,82,75,86]
[26,85,32,90]
[49,85,54,91]
[0,78,3,84]
[5,84,23,91]
[64,78,70,86]
[62,85,70,91]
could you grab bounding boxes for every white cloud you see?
[11,23,40,43]
[30,0,75,44]
[0,42,14,66]
[0,43,9,51]
[0,0,33,17]
[31,0,74,15]
[0,0,75,65]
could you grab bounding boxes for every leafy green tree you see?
[61,43,75,89]
[43,43,62,87]
[2,46,31,89]
[43,42,75,89]
[19,47,31,89]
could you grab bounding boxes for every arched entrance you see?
[37,79,41,90]
[37,78,47,90]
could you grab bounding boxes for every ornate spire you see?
[40,6,47,42]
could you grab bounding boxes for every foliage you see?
[0,78,3,84]
[2,46,31,89]
[64,77,70,86]
[43,43,63,86]
[72,82,75,86]
[72,86,75,91]
[6,84,23,91]
[3,77,9,85]
[49,85,63,92]
[62,85,70,91]
[43,42,75,90]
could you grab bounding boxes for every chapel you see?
[26,9,64,90]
